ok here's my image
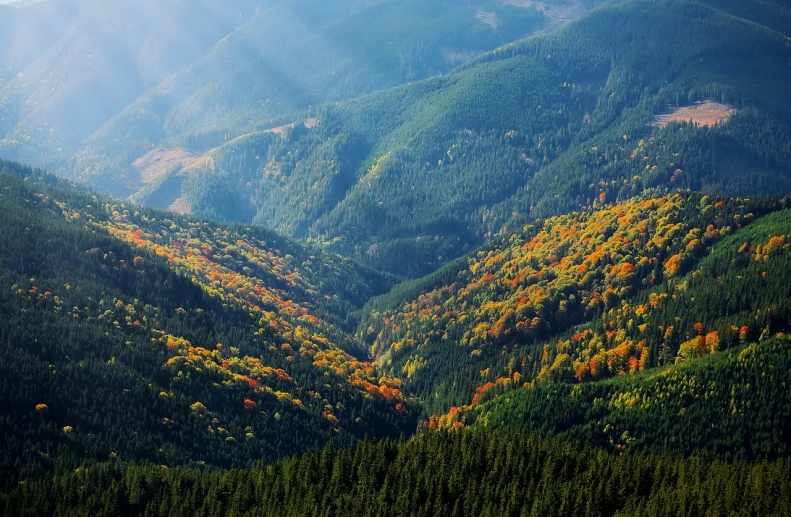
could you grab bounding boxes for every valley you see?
[1,0,791,515]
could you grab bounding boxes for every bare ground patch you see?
[163,155,215,214]
[504,0,584,21]
[129,118,318,212]
[265,117,319,133]
[476,10,498,28]
[651,101,736,129]
[132,147,202,185]
[181,155,215,175]
[168,196,191,215]
[129,148,216,214]
[226,118,318,147]
[504,0,543,10]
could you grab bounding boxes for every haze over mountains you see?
[2,0,791,515]
[0,0,547,162]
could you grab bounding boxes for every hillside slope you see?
[2,176,791,510]
[3,430,790,516]
[0,161,414,487]
[357,193,791,416]
[447,207,791,459]
[464,336,791,460]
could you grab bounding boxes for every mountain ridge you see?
[74,0,791,278]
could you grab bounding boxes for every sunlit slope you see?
[158,0,791,277]
[427,210,791,457]
[0,2,76,73]
[357,193,791,415]
[0,161,415,487]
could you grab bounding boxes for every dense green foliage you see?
[467,337,791,460]
[6,0,791,278]
[4,159,791,504]
[3,429,790,517]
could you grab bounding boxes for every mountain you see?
[3,0,791,279]
[68,0,791,278]
[70,0,556,200]
[8,0,791,279]
[2,160,791,513]
[2,0,791,513]
[0,160,415,487]
[2,158,790,487]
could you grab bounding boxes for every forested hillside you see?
[61,0,554,198]
[0,161,416,488]
[109,0,791,277]
[6,0,791,278]
[3,158,790,496]
[466,336,791,460]
[0,0,549,168]
[2,0,791,513]
[444,208,791,458]
[357,193,791,414]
